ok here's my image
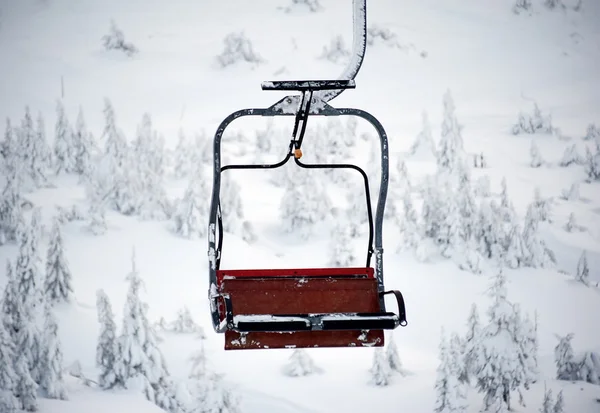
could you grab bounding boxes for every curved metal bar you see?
[314,0,367,103]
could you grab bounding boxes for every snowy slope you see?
[1,0,600,412]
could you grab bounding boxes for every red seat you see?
[216,267,388,350]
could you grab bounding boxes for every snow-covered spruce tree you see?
[328,210,356,267]
[114,250,182,413]
[370,348,391,386]
[39,304,68,400]
[35,112,52,170]
[102,98,128,169]
[96,289,121,389]
[1,260,19,337]
[280,168,331,240]
[172,166,209,239]
[133,113,170,220]
[281,0,323,13]
[578,350,600,385]
[191,372,241,413]
[499,176,516,222]
[434,329,467,413]
[560,144,583,167]
[0,165,23,245]
[474,270,537,412]
[530,140,543,167]
[386,334,407,376]
[216,31,265,68]
[15,208,45,311]
[575,250,590,286]
[20,106,48,189]
[44,216,74,305]
[54,100,75,174]
[14,343,38,412]
[460,303,481,385]
[584,146,600,181]
[72,107,94,178]
[553,389,565,413]
[505,223,528,269]
[170,306,204,335]
[522,203,556,268]
[282,349,322,377]
[408,111,436,159]
[436,90,466,176]
[544,0,565,10]
[554,333,578,381]
[220,173,244,233]
[583,123,599,141]
[172,129,190,179]
[241,220,257,244]
[395,158,412,194]
[0,319,19,412]
[396,190,420,253]
[1,117,14,162]
[533,187,551,223]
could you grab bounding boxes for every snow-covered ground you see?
[1,0,600,412]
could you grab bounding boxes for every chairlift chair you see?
[207,0,407,350]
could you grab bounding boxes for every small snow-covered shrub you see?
[560,183,579,201]
[280,0,322,13]
[559,144,584,167]
[474,175,491,197]
[544,0,566,10]
[513,0,533,14]
[512,103,553,135]
[320,35,351,64]
[584,147,600,181]
[102,20,138,57]
[216,32,265,68]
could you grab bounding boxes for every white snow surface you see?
[2,0,600,412]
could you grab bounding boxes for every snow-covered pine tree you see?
[530,140,543,167]
[114,250,182,412]
[434,329,467,413]
[460,303,480,385]
[544,0,565,10]
[96,289,121,389]
[172,166,209,238]
[396,190,420,253]
[282,349,322,377]
[172,129,190,179]
[533,187,551,223]
[1,260,19,337]
[44,216,74,305]
[170,306,204,335]
[575,250,590,286]
[191,372,241,413]
[505,223,528,269]
[437,90,466,176]
[559,144,583,167]
[0,318,19,412]
[522,203,555,268]
[328,211,356,267]
[370,348,391,386]
[408,111,436,159]
[220,173,244,233]
[395,158,412,193]
[15,208,45,310]
[54,100,75,174]
[72,107,94,178]
[35,112,52,171]
[386,334,407,376]
[553,389,564,413]
[20,106,48,188]
[554,333,578,381]
[540,386,554,413]
[39,304,68,400]
[241,220,257,244]
[584,146,600,182]
[280,169,331,240]
[563,212,582,232]
[475,270,537,412]
[102,99,128,168]
[14,345,38,412]
[0,166,23,245]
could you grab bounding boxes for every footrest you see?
[261,79,356,91]
[233,312,400,333]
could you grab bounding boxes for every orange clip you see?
[294,148,303,159]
